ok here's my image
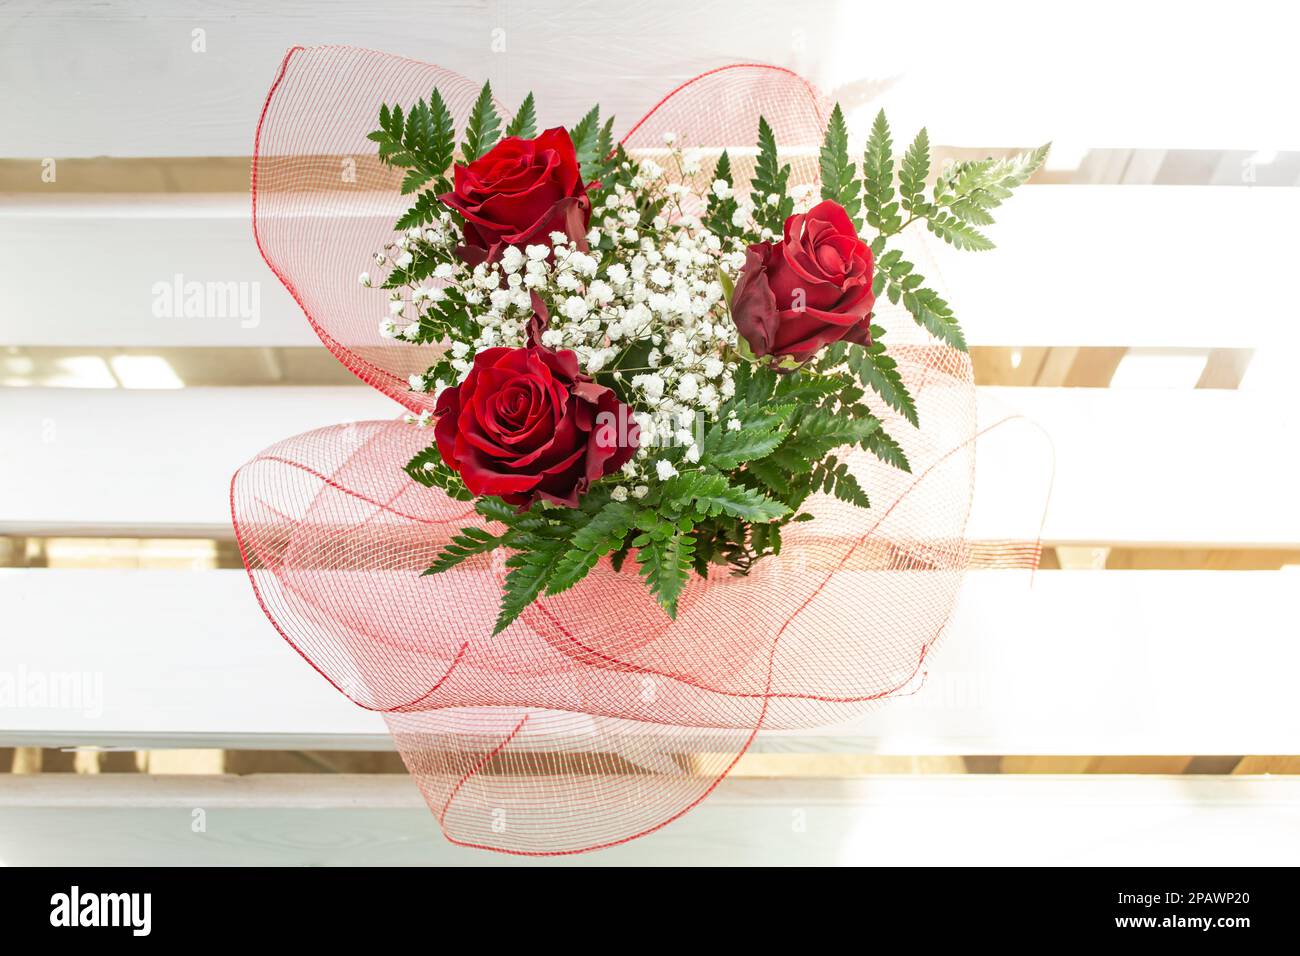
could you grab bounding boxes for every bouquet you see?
[236,49,1052,854]
[364,82,1047,631]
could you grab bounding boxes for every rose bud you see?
[434,346,638,508]
[438,128,593,266]
[728,200,875,364]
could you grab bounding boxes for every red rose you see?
[434,346,638,508]
[438,128,592,265]
[729,200,875,363]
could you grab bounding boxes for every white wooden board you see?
[2,188,1293,350]
[2,774,1297,865]
[4,568,1298,754]
[2,385,1296,547]
[4,1,1297,157]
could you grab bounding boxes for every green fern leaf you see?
[493,531,571,635]
[462,81,503,161]
[926,210,995,251]
[848,339,919,427]
[863,423,911,473]
[903,286,966,351]
[545,500,637,595]
[424,526,505,575]
[863,109,902,233]
[819,103,860,225]
[504,91,537,139]
[899,127,931,215]
[660,472,789,522]
[635,528,695,618]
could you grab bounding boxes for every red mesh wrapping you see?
[234,47,1045,855]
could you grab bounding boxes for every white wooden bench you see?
[3,0,1299,865]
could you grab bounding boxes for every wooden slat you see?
[1,773,1297,865]
[4,568,1298,754]
[5,1,1296,156]
[3,188,1292,349]
[0,386,395,537]
[3,385,1295,547]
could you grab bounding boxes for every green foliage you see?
[423,526,505,575]
[863,424,911,473]
[751,115,795,234]
[569,106,615,181]
[925,210,994,251]
[504,91,537,139]
[404,442,472,501]
[701,403,793,469]
[862,110,902,233]
[634,526,695,617]
[494,530,570,634]
[369,90,456,195]
[875,250,967,351]
[545,500,637,595]
[394,191,444,231]
[934,144,1050,214]
[462,81,503,161]
[703,150,741,240]
[899,127,931,215]
[659,472,789,523]
[846,329,918,427]
[811,456,870,509]
[904,286,966,351]
[819,103,860,226]
[767,408,881,472]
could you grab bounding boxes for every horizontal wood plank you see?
[5,0,1296,157]
[2,187,1291,350]
[2,385,1295,547]
[3,568,1298,754]
[1,773,1297,865]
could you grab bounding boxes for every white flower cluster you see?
[370,211,461,345]
[368,141,772,488]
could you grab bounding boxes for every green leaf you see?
[933,143,1051,221]
[504,91,537,139]
[863,110,902,234]
[369,88,455,193]
[903,286,966,351]
[424,526,504,575]
[394,191,443,230]
[493,531,571,635]
[703,150,741,240]
[635,528,695,618]
[713,148,733,186]
[847,340,919,427]
[925,210,995,251]
[569,104,603,178]
[404,442,472,500]
[745,456,792,498]
[899,127,931,215]
[702,404,793,469]
[863,423,911,473]
[660,472,789,522]
[462,81,503,162]
[545,500,637,595]
[752,115,794,234]
[767,408,881,471]
[818,103,860,226]
[474,497,518,525]
[813,455,870,509]
[593,115,615,173]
